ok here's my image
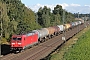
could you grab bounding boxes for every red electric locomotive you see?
[10,32,38,52]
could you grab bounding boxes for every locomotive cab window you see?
[13,37,22,40]
[18,38,22,40]
[12,38,15,40]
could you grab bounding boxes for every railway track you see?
[0,21,90,60]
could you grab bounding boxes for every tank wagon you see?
[32,28,49,42]
[52,26,60,35]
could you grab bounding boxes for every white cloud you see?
[66,5,90,14]
[28,3,69,12]
[29,4,56,12]
[27,3,90,14]
[85,5,90,7]
[70,3,81,7]
[59,3,69,9]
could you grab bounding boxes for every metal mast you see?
[62,10,66,41]
[0,7,2,57]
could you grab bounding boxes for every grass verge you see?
[48,25,90,60]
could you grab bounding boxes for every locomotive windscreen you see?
[13,37,22,40]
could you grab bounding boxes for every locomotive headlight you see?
[18,43,21,44]
[12,43,15,44]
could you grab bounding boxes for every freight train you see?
[10,20,84,52]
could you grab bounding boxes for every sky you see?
[21,0,90,14]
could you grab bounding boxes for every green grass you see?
[48,26,90,60]
[63,29,90,60]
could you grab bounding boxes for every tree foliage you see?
[0,2,10,39]
[0,0,76,43]
[37,5,75,27]
[0,0,41,42]
[37,6,51,27]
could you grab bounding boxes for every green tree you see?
[52,5,62,25]
[0,0,41,42]
[38,6,51,27]
[0,2,10,39]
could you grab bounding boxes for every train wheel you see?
[20,50,24,53]
[48,35,51,39]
